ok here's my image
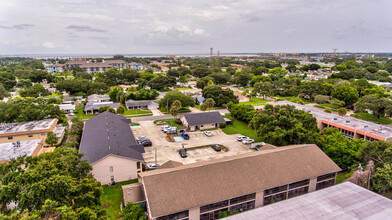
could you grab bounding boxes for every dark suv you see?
[137,136,152,147]
[179,148,187,158]
[211,144,222,152]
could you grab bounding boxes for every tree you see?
[227,102,257,123]
[16,79,32,88]
[309,64,321,71]
[121,202,147,220]
[337,108,347,116]
[314,95,329,104]
[45,131,59,146]
[233,73,251,87]
[0,147,104,218]
[205,98,215,111]
[300,80,322,100]
[202,85,238,106]
[253,82,273,99]
[331,85,359,107]
[209,72,231,85]
[0,84,9,100]
[372,163,392,193]
[200,103,207,111]
[352,78,370,98]
[19,84,51,98]
[359,141,392,168]
[172,100,182,109]
[0,71,16,90]
[170,106,179,126]
[116,105,126,114]
[193,64,210,78]
[158,90,194,109]
[355,95,392,120]
[56,79,90,95]
[320,127,364,170]
[147,75,176,90]
[249,104,322,146]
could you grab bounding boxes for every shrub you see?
[219,122,227,128]
[324,109,332,113]
[175,119,183,124]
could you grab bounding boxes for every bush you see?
[175,119,183,125]
[324,109,332,113]
[219,122,227,128]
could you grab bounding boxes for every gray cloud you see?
[0,24,33,30]
[66,25,106,33]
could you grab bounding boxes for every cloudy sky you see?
[0,0,391,55]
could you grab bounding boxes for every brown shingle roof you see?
[139,144,341,218]
[159,160,183,169]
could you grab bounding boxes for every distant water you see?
[0,53,264,59]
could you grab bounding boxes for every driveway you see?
[132,121,254,166]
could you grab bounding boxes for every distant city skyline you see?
[1,0,392,55]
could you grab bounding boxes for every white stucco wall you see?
[92,155,142,185]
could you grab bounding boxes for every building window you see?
[28,134,33,137]
[41,133,46,136]
[317,173,335,182]
[316,179,334,190]
[110,176,114,182]
[201,125,204,127]
[200,200,229,213]
[230,193,256,205]
[288,186,309,198]
[109,166,113,172]
[8,136,13,140]
[263,192,287,205]
[137,162,140,169]
[156,210,189,220]
[200,208,228,220]
[230,200,255,213]
[288,179,310,189]
[264,184,287,196]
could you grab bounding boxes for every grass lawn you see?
[239,98,270,106]
[336,171,353,184]
[314,103,339,112]
[75,107,96,120]
[175,87,192,90]
[123,109,152,115]
[159,107,191,114]
[194,105,224,110]
[350,112,392,125]
[222,116,263,142]
[153,118,183,127]
[100,179,138,220]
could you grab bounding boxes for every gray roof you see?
[182,111,225,126]
[125,100,158,107]
[84,102,120,111]
[79,112,144,164]
[226,182,392,220]
[191,95,206,104]
[0,119,57,135]
[0,139,42,161]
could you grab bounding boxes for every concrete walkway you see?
[189,107,201,113]
[151,109,163,116]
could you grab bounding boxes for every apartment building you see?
[270,101,392,142]
[79,112,145,185]
[0,139,45,163]
[0,119,65,144]
[125,144,340,220]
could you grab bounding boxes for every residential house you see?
[125,100,159,110]
[87,94,111,103]
[127,144,340,220]
[192,95,206,105]
[79,112,145,184]
[180,112,225,131]
[84,102,120,114]
[56,104,76,113]
[0,119,65,144]
[46,64,65,73]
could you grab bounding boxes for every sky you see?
[0,0,392,55]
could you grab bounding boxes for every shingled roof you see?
[182,111,225,126]
[139,144,341,218]
[79,112,144,164]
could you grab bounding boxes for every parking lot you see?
[131,121,255,166]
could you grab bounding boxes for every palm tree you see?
[205,98,215,111]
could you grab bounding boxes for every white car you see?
[237,136,248,141]
[204,131,212,137]
[148,164,160,170]
[161,126,170,131]
[242,139,255,144]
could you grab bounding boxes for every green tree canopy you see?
[158,90,195,108]
[202,85,238,106]
[331,85,359,107]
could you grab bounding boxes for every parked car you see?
[204,131,212,137]
[181,132,190,140]
[156,121,167,125]
[147,164,160,170]
[179,148,187,158]
[242,138,255,144]
[237,136,248,141]
[165,127,177,134]
[137,136,152,146]
[68,112,75,116]
[211,144,221,151]
[161,126,170,131]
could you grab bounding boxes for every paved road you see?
[132,109,229,122]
